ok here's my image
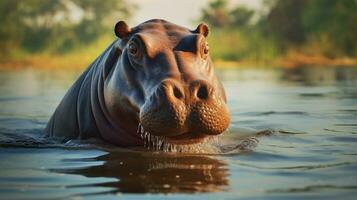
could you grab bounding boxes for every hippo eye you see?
[201,42,209,59]
[203,44,209,54]
[127,39,145,61]
[128,42,138,56]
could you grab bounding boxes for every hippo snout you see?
[139,79,230,141]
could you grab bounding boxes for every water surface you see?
[1,66,357,199]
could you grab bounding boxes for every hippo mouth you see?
[164,131,208,144]
[137,124,219,150]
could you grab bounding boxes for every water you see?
[0,66,357,199]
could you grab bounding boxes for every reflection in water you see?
[280,66,357,85]
[53,150,229,193]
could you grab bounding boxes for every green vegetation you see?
[208,28,279,63]
[0,0,132,68]
[0,0,356,68]
[201,0,357,67]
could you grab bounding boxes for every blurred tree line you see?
[201,0,254,28]
[0,0,355,67]
[200,0,357,61]
[0,0,132,55]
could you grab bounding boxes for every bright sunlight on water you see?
[0,66,357,199]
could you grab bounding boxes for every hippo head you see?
[104,19,230,146]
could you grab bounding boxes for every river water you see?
[0,66,356,199]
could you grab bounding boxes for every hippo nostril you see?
[196,85,208,100]
[173,86,184,100]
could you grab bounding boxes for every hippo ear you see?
[114,21,131,39]
[194,23,209,37]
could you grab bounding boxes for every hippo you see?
[45,19,230,148]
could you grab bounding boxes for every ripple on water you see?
[324,128,356,134]
[337,109,357,114]
[266,184,357,193]
[238,161,353,171]
[326,136,357,143]
[334,123,357,127]
[299,93,326,97]
[240,111,309,117]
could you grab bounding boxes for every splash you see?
[137,124,223,153]
[136,124,261,154]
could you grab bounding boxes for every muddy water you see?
[0,66,356,199]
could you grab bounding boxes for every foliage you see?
[1,0,356,67]
[200,0,357,62]
[263,0,357,56]
[208,28,280,63]
[0,0,132,55]
[200,0,254,28]
[200,0,229,27]
[302,0,357,56]
[230,7,254,27]
[264,0,306,45]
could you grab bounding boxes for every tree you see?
[264,0,306,45]
[302,0,357,55]
[200,0,255,29]
[0,0,133,53]
[230,7,254,27]
[200,0,230,28]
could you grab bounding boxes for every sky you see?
[130,0,264,28]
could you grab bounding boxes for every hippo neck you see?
[89,40,143,146]
[45,40,143,146]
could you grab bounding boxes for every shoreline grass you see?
[1,50,355,70]
[1,32,356,70]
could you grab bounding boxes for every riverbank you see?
[1,34,356,69]
[1,52,356,69]
[214,53,357,68]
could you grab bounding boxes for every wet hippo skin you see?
[45,19,230,146]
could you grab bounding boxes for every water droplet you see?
[138,124,225,153]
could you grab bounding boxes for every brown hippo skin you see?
[45,19,230,146]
